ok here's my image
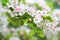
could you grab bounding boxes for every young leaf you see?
[1,0,9,6]
[29,30,34,37]
[42,16,53,22]
[22,0,26,4]
[45,0,54,10]
[34,3,42,10]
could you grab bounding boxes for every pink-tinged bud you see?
[16,8,19,10]
[15,6,20,12]
[52,26,56,30]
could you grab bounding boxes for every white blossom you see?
[9,36,20,40]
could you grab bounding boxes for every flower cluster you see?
[0,0,59,40]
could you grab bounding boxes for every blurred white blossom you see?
[9,36,20,40]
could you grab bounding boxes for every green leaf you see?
[22,19,28,23]
[54,2,60,9]
[28,21,36,30]
[1,0,8,3]
[45,0,54,10]
[0,33,3,40]
[18,0,26,4]
[34,3,42,10]
[36,29,44,38]
[8,17,24,28]
[29,37,38,40]
[42,15,53,22]
[28,21,44,38]
[22,12,32,19]
[22,0,26,4]
[1,0,9,6]
[58,32,60,40]
[18,0,21,2]
[6,12,33,28]
[29,30,34,37]
[6,12,24,28]
[22,12,33,23]
[4,32,12,40]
